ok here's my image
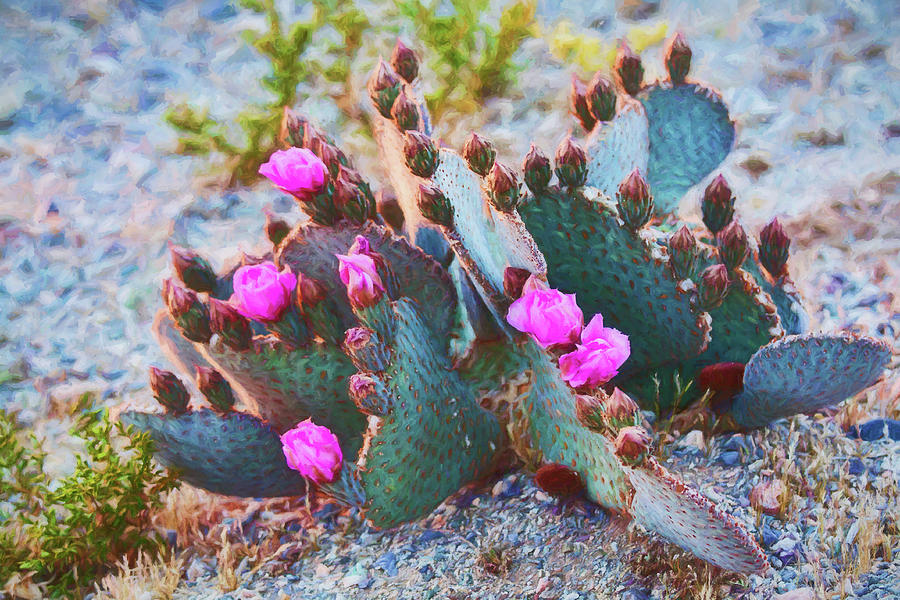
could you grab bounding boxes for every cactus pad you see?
[356,299,504,528]
[120,409,307,497]
[583,101,650,203]
[628,458,768,574]
[517,188,711,378]
[729,333,892,429]
[639,83,735,213]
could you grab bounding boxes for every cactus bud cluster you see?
[462,132,496,177]
[698,264,730,310]
[416,183,453,226]
[368,59,401,119]
[333,168,370,225]
[665,33,692,85]
[166,280,212,343]
[390,39,418,83]
[404,131,439,178]
[522,144,551,193]
[758,218,790,278]
[486,162,520,212]
[614,426,652,464]
[701,175,735,234]
[587,73,617,122]
[391,90,419,131]
[170,245,216,293]
[195,366,235,412]
[717,221,749,271]
[668,226,697,280]
[208,297,252,351]
[149,366,189,414]
[554,137,587,188]
[616,169,654,232]
[574,394,605,433]
[569,75,596,131]
[614,42,644,96]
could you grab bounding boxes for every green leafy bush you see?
[0,396,178,598]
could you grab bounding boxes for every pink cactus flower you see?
[230,261,297,322]
[506,287,583,348]
[558,314,630,387]
[337,241,385,308]
[280,419,343,484]
[258,148,328,197]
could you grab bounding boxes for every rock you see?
[847,457,866,476]
[373,551,398,577]
[848,419,900,441]
[679,430,705,452]
[719,450,740,466]
[773,588,816,600]
[750,480,787,516]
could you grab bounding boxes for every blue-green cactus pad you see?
[276,221,458,348]
[358,299,504,528]
[639,83,735,213]
[730,333,892,429]
[518,342,631,511]
[120,408,307,497]
[742,257,809,336]
[199,336,365,458]
[517,188,710,378]
[584,100,649,202]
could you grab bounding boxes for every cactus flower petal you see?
[337,253,385,308]
[258,148,328,197]
[558,314,631,387]
[231,261,297,322]
[506,288,583,348]
[280,419,343,484]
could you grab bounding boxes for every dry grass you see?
[94,552,183,600]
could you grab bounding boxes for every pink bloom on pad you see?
[231,261,297,322]
[506,287,583,348]
[558,314,631,387]
[280,419,343,484]
[258,148,327,197]
[337,238,385,308]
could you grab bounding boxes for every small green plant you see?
[0,396,178,598]
[165,0,369,187]
[397,0,537,117]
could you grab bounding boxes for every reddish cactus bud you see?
[279,107,308,148]
[697,362,745,401]
[391,90,419,131]
[167,283,212,343]
[503,267,532,299]
[698,264,730,310]
[486,162,520,212]
[297,273,327,308]
[462,132,496,177]
[534,463,585,498]
[587,73,617,122]
[333,168,369,224]
[522,144,551,194]
[368,58,401,118]
[149,367,189,414]
[668,225,697,280]
[554,136,587,188]
[569,75,596,131]
[614,42,644,96]
[390,39,419,83]
[665,32,692,85]
[604,387,639,424]
[265,211,290,247]
[170,244,216,293]
[614,426,652,464]
[759,218,790,279]
[701,175,735,234]
[616,168,654,232]
[195,366,235,412]
[403,130,439,178]
[716,221,749,271]
[574,394,606,433]
[208,297,252,351]
[416,183,453,227]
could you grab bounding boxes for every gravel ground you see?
[1,0,898,598]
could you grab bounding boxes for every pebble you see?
[848,419,900,441]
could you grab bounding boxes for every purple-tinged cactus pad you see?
[119,408,307,497]
[583,100,650,203]
[629,458,768,574]
[638,83,735,213]
[730,333,892,429]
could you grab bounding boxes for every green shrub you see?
[0,396,178,598]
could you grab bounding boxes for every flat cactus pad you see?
[639,83,735,213]
[729,333,892,429]
[584,101,649,203]
[519,343,632,512]
[120,409,306,497]
[357,299,504,528]
[629,458,768,574]
[518,188,710,378]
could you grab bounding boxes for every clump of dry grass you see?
[93,552,183,600]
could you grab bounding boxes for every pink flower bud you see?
[258,148,328,199]
[230,261,297,322]
[558,314,630,388]
[280,419,343,484]
[337,244,385,309]
[506,288,583,349]
[614,426,652,463]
